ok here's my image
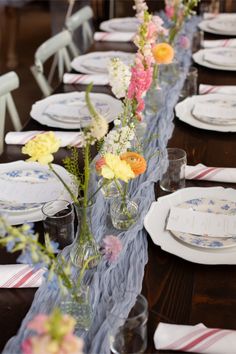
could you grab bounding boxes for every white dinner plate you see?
[175,94,236,132]
[30,92,123,129]
[0,161,77,225]
[71,51,135,74]
[193,48,236,71]
[199,15,236,35]
[144,187,236,264]
[100,17,139,33]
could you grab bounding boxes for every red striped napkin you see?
[94,31,135,42]
[203,39,236,48]
[0,264,44,288]
[185,164,236,183]
[199,84,236,95]
[5,131,83,148]
[154,323,236,353]
[63,73,109,85]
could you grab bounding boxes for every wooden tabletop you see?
[1,27,236,354]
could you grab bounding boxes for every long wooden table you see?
[1,25,236,354]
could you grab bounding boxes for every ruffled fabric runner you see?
[2,16,200,354]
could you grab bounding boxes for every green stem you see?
[87,178,109,204]
[49,163,78,205]
[83,144,90,208]
[77,254,100,288]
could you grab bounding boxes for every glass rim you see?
[166,147,187,161]
[42,199,73,219]
[108,292,148,322]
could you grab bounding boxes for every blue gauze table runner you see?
[3,16,200,354]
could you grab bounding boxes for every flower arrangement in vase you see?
[22,84,109,269]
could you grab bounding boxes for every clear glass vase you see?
[60,284,92,332]
[145,80,163,117]
[110,196,139,231]
[98,178,121,200]
[159,61,180,86]
[70,201,100,268]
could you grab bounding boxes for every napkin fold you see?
[203,39,236,48]
[0,264,44,288]
[199,84,236,95]
[5,131,83,147]
[63,73,109,85]
[94,31,135,42]
[185,164,236,183]
[154,322,236,354]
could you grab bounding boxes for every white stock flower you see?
[108,58,131,99]
[102,125,135,155]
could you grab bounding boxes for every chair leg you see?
[6,94,22,131]
[0,97,6,155]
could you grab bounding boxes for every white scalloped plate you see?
[0,161,77,225]
[144,187,236,264]
[175,94,236,132]
[100,17,139,32]
[71,51,134,74]
[30,92,123,129]
[193,48,236,71]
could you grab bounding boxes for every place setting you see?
[175,93,236,132]
[70,51,135,74]
[199,13,236,35]
[144,148,236,265]
[93,17,140,42]
[30,91,123,129]
[0,160,76,225]
[193,47,236,70]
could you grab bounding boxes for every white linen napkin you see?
[185,164,236,183]
[199,84,236,95]
[5,131,83,147]
[0,264,44,288]
[63,73,109,85]
[94,31,135,42]
[154,322,236,354]
[204,52,236,67]
[203,39,236,48]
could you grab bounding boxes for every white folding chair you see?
[0,71,22,154]
[65,5,93,57]
[30,30,72,97]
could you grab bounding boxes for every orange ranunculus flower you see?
[152,43,175,64]
[120,152,147,176]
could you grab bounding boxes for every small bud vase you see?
[70,200,100,268]
[110,196,139,231]
[61,284,92,331]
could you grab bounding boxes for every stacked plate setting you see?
[30,92,123,129]
[175,94,236,132]
[144,187,236,265]
[0,161,77,225]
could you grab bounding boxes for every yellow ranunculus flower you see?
[22,132,61,165]
[101,153,135,183]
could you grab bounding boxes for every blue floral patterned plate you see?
[0,201,42,214]
[171,198,236,249]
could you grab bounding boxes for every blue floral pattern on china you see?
[0,169,54,183]
[0,201,41,213]
[170,198,236,249]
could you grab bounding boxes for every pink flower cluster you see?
[101,235,123,262]
[21,312,84,354]
[127,55,153,120]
